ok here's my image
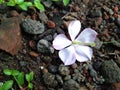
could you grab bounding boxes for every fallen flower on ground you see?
[53,20,98,65]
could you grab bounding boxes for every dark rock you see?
[115,17,120,27]
[0,4,8,13]
[91,9,102,17]
[56,75,63,85]
[64,75,71,81]
[48,65,58,74]
[38,12,48,23]
[103,5,114,15]
[101,60,120,83]
[0,17,22,55]
[72,73,85,83]
[44,35,53,41]
[37,39,54,54]
[22,19,45,34]
[41,56,52,63]
[58,64,70,76]
[63,79,80,90]
[109,16,115,22]
[115,56,120,67]
[43,72,58,88]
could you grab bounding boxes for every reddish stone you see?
[109,83,120,90]
[29,51,39,57]
[113,5,119,13]
[47,20,56,28]
[0,17,22,55]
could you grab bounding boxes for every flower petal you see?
[74,45,93,62]
[53,34,72,50]
[59,46,76,65]
[68,20,81,41]
[76,28,98,43]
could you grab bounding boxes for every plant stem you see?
[72,41,96,47]
[13,76,23,89]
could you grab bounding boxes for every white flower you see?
[53,20,98,65]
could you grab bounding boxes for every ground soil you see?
[0,0,120,90]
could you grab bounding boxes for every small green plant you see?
[33,0,45,11]
[0,0,4,4]
[0,80,13,90]
[3,69,34,90]
[25,71,34,90]
[7,0,33,11]
[52,0,70,6]
[0,0,70,11]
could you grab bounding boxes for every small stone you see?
[43,72,58,88]
[91,9,102,17]
[109,16,115,22]
[94,38,103,50]
[63,79,80,90]
[72,5,79,11]
[95,17,103,27]
[58,64,70,76]
[42,68,48,73]
[64,75,71,81]
[38,12,48,23]
[71,63,78,69]
[109,83,120,90]
[29,51,39,57]
[41,56,52,63]
[22,19,45,34]
[103,5,114,15]
[72,73,85,83]
[37,39,54,54]
[115,55,120,67]
[0,4,8,13]
[44,35,53,41]
[101,60,120,83]
[47,20,56,28]
[103,12,109,20]
[88,65,98,79]
[43,0,52,8]
[113,5,119,13]
[19,61,26,66]
[48,65,58,74]
[115,17,120,27]
[56,75,63,85]
[29,40,36,50]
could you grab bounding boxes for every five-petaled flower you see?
[52,20,98,65]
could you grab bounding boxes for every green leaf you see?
[26,2,33,7]
[52,0,59,2]
[63,0,70,6]
[18,2,28,11]
[16,72,24,86]
[18,2,32,11]
[16,0,24,4]
[7,1,16,6]
[12,70,20,76]
[0,87,2,90]
[2,80,13,90]
[28,83,33,89]
[34,0,45,11]
[3,69,12,75]
[25,71,34,82]
[0,0,4,4]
